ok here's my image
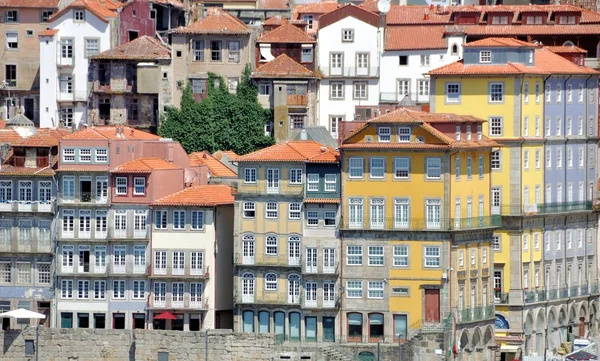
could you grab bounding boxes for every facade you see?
[89,36,172,132]
[429,38,600,358]
[171,8,254,106]
[0,0,60,124]
[316,5,381,139]
[233,140,341,342]
[338,108,498,352]
[149,185,234,330]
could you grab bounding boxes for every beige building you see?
[170,8,255,106]
[88,36,172,133]
[0,0,60,124]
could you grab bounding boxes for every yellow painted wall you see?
[453,243,492,308]
[450,151,491,219]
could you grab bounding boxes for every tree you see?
[159,64,274,155]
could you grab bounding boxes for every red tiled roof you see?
[0,129,22,144]
[0,166,55,176]
[258,22,315,43]
[292,1,339,18]
[546,45,587,54]
[253,54,317,79]
[534,47,598,74]
[258,0,289,9]
[111,157,180,173]
[264,16,288,26]
[56,165,110,172]
[36,128,66,146]
[319,4,379,29]
[189,151,237,178]
[39,28,60,37]
[222,150,238,159]
[385,26,446,51]
[0,0,59,8]
[153,184,234,206]
[358,0,380,13]
[91,36,170,61]
[463,38,535,47]
[386,5,451,25]
[172,8,251,35]
[50,0,121,23]
[304,198,340,204]
[459,24,600,36]
[237,140,338,163]
[12,135,53,148]
[63,126,161,140]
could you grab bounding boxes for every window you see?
[393,245,408,266]
[62,148,75,162]
[491,15,508,24]
[154,210,167,229]
[556,116,562,136]
[74,9,84,21]
[324,211,336,226]
[535,116,540,136]
[556,84,562,102]
[568,148,573,168]
[557,149,562,168]
[61,279,73,299]
[347,246,363,265]
[18,181,32,201]
[94,149,108,163]
[546,149,552,169]
[524,150,529,170]
[227,77,239,93]
[210,40,222,61]
[41,11,54,22]
[265,273,277,290]
[330,82,344,99]
[228,41,240,63]
[420,55,430,66]
[478,156,484,178]
[353,81,367,99]
[368,246,384,266]
[289,169,302,185]
[191,79,206,95]
[426,158,441,179]
[424,246,440,267]
[17,262,31,284]
[244,168,256,183]
[446,83,460,102]
[306,210,318,226]
[349,198,363,228]
[5,10,17,22]
[490,117,503,136]
[133,177,145,195]
[132,280,145,299]
[346,281,363,299]
[535,150,541,169]
[60,38,73,58]
[370,158,385,179]
[418,79,430,96]
[303,14,314,29]
[349,158,364,178]
[94,280,106,300]
[192,40,204,61]
[173,210,185,229]
[266,236,278,255]
[459,251,464,266]
[378,127,391,142]
[0,180,11,201]
[480,51,491,63]
[84,38,99,58]
[258,83,270,95]
[113,280,125,299]
[426,200,441,229]
[398,127,411,142]
[37,263,50,284]
[4,64,15,88]
[289,203,301,220]
[77,280,89,299]
[466,156,472,179]
[265,202,278,219]
[342,29,354,42]
[306,173,319,191]
[368,281,384,299]
[324,174,336,192]
[62,210,74,237]
[399,55,408,65]
[330,53,343,71]
[493,235,500,250]
[301,47,313,63]
[243,202,255,218]
[115,177,127,195]
[524,82,529,103]
[535,82,541,102]
[489,83,504,102]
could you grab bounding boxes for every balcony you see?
[0,236,52,253]
[302,297,338,309]
[57,90,88,102]
[585,58,600,68]
[235,288,303,307]
[234,252,302,268]
[105,227,149,240]
[235,183,304,197]
[320,66,379,78]
[523,283,600,303]
[93,80,137,94]
[149,294,207,310]
[492,201,592,216]
[380,92,429,104]
[458,306,494,323]
[109,260,148,276]
[11,156,50,168]
[303,262,339,275]
[0,200,56,213]
[58,263,108,276]
[57,56,73,67]
[151,265,209,279]
[340,216,501,231]
[59,192,109,206]
[494,291,509,304]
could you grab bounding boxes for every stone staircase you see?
[321,348,355,361]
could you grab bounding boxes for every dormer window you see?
[456,125,461,141]
[342,29,354,42]
[479,51,491,63]
[451,43,458,56]
[74,10,84,21]
[490,15,508,25]
[524,15,543,25]
[378,127,391,142]
[558,15,576,24]
[528,50,533,64]
[466,125,472,140]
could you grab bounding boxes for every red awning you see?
[154,311,177,320]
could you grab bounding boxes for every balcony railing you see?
[380,92,429,104]
[458,306,494,323]
[303,262,339,275]
[235,183,304,197]
[0,236,52,253]
[319,66,380,77]
[108,260,148,276]
[11,156,50,168]
[57,90,88,102]
[235,288,303,306]
[149,294,207,310]
[302,297,338,309]
[0,200,56,213]
[492,201,592,216]
[340,216,501,231]
[151,266,209,279]
[524,283,600,303]
[59,192,109,206]
[494,292,509,304]
[234,252,302,268]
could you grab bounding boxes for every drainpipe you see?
[448,149,459,359]
[212,206,217,330]
[338,155,343,342]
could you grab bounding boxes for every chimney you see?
[299,129,308,140]
[203,153,208,159]
[424,9,430,20]
[130,128,134,137]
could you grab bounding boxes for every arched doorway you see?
[524,311,535,356]
[460,329,471,361]
[483,326,494,361]
[471,327,482,361]
[535,310,546,355]
[558,306,568,342]
[591,302,599,335]
[358,351,375,361]
[578,302,588,337]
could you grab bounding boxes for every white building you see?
[316,4,382,139]
[380,26,464,106]
[39,1,117,129]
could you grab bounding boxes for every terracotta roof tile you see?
[292,1,339,19]
[237,140,338,163]
[153,184,234,206]
[459,24,600,36]
[258,0,289,9]
[56,165,110,172]
[304,198,340,204]
[63,126,161,140]
[111,157,180,173]
[0,129,22,144]
[253,54,317,79]
[12,135,53,147]
[385,26,446,51]
[534,47,598,74]
[463,38,535,47]
[263,16,288,26]
[172,8,250,35]
[319,4,379,29]
[0,166,55,176]
[386,5,451,25]
[0,120,6,129]
[546,45,587,53]
[92,36,170,61]
[50,0,120,23]
[0,0,59,8]
[189,151,237,177]
[222,150,238,159]
[258,22,315,43]
[358,0,380,13]
[39,28,60,37]
[36,128,66,146]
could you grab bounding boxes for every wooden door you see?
[424,289,440,322]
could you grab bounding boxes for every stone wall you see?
[0,328,421,361]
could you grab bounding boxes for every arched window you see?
[258,311,270,333]
[563,40,575,47]
[287,274,300,304]
[265,273,278,290]
[358,352,375,361]
[265,235,278,255]
[242,234,255,264]
[242,310,254,333]
[347,312,363,342]
[274,311,285,339]
[289,312,301,341]
[241,273,255,303]
[451,43,459,56]
[288,236,300,265]
[368,313,384,341]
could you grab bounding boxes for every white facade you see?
[317,15,382,138]
[39,8,113,129]
[380,34,464,105]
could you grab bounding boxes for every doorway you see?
[323,317,335,342]
[94,313,105,329]
[113,313,125,329]
[37,302,50,327]
[61,312,73,328]
[133,313,145,329]
[424,289,440,322]
[24,98,34,121]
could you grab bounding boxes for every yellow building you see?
[339,108,499,350]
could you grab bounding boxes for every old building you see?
[0,0,60,124]
[148,184,234,330]
[233,140,341,342]
[171,8,254,106]
[291,1,339,35]
[89,36,172,132]
[189,151,237,183]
